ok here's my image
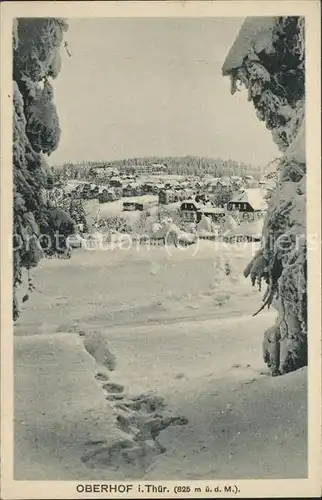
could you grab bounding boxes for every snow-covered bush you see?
[97,216,132,234]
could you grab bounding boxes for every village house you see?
[227,188,267,219]
[151,182,165,195]
[179,200,203,222]
[242,174,258,188]
[159,188,192,205]
[114,187,123,199]
[127,163,168,176]
[80,183,92,199]
[98,187,119,203]
[206,178,219,193]
[109,176,123,188]
[141,181,155,194]
[159,189,175,205]
[122,182,143,197]
[201,206,226,223]
[207,176,232,193]
[98,187,109,203]
[122,184,132,198]
[179,199,226,224]
[88,184,100,199]
[230,176,244,190]
[122,200,137,211]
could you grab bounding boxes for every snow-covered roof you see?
[123,200,136,205]
[201,207,225,214]
[209,180,220,186]
[127,182,141,188]
[229,188,267,211]
[180,200,203,210]
[160,188,174,194]
[222,17,277,75]
[216,178,231,187]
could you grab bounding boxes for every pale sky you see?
[50,17,279,167]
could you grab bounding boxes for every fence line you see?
[79,233,261,248]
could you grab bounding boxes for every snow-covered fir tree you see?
[13,18,72,320]
[222,16,306,375]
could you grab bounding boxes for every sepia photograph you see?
[1,1,321,499]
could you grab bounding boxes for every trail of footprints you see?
[79,332,188,473]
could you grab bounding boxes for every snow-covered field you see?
[14,242,307,480]
[84,197,159,226]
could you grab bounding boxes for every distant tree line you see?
[52,156,261,181]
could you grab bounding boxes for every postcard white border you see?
[1,1,321,499]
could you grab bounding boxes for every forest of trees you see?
[53,156,262,181]
[13,18,71,320]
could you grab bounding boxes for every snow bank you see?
[14,333,119,479]
[230,219,264,238]
[151,367,307,479]
[197,216,213,233]
[222,214,238,231]
[14,321,307,480]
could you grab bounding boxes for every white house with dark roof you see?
[227,188,267,213]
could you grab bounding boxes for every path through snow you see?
[14,312,307,480]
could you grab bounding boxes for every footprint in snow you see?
[95,372,109,382]
[102,382,124,394]
[106,394,124,401]
[81,391,188,474]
